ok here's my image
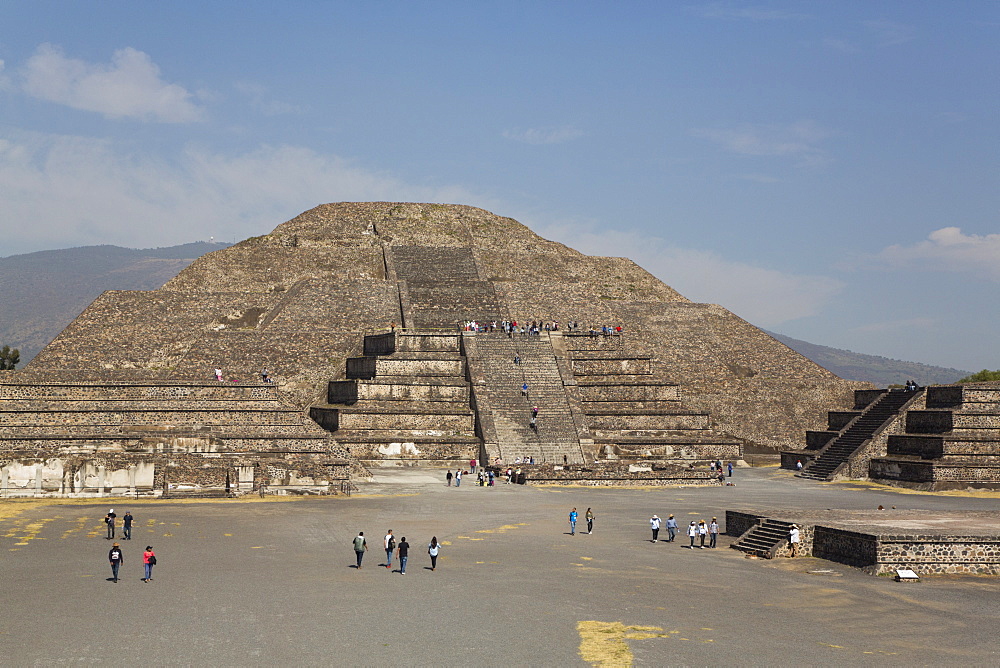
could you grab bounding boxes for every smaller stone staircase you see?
[730,518,795,558]
[797,389,920,481]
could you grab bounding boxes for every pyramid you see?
[1,203,866,495]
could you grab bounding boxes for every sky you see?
[0,1,997,372]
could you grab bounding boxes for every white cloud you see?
[850,317,936,335]
[503,126,584,145]
[691,121,832,167]
[822,37,860,54]
[234,81,304,116]
[876,227,1000,280]
[20,44,204,122]
[863,20,917,46]
[532,223,844,327]
[0,130,489,254]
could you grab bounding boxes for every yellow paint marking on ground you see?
[172,523,181,526]
[14,542,28,546]
[701,627,713,631]
[581,556,593,561]
[466,537,484,541]
[577,621,670,667]
[440,540,452,545]
[223,533,233,537]
[250,546,263,549]
[162,533,173,537]
[818,642,844,649]
[476,529,494,533]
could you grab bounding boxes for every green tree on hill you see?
[958,369,1000,383]
[0,345,19,370]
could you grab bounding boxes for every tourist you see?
[529,416,537,431]
[698,520,708,548]
[687,521,698,548]
[396,536,410,575]
[532,406,538,419]
[261,367,269,383]
[122,511,133,540]
[650,515,661,543]
[585,508,595,534]
[488,470,495,486]
[446,470,453,487]
[569,507,578,535]
[727,461,734,477]
[142,545,156,582]
[521,382,528,399]
[215,367,223,381]
[108,542,124,583]
[384,530,395,569]
[796,460,803,471]
[665,515,678,542]
[470,458,477,473]
[353,531,368,569]
[789,525,800,557]
[455,470,462,487]
[105,509,117,540]
[709,518,719,548]
[513,354,520,365]
[428,537,440,571]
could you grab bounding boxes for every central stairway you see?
[463,332,585,464]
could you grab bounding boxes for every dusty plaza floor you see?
[1,467,999,667]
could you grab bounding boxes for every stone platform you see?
[728,508,1000,575]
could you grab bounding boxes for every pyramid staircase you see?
[797,389,921,481]
[730,518,795,558]
[463,331,585,464]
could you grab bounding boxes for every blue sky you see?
[0,1,997,371]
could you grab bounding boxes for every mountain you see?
[765,330,969,387]
[0,242,230,364]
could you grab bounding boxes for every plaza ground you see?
[1,467,998,666]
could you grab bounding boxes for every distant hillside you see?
[765,330,969,387]
[0,242,230,364]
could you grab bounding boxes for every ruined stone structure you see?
[2,202,865,496]
[782,383,1000,489]
[728,509,1000,576]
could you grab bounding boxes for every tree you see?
[0,345,19,370]
[958,369,1000,383]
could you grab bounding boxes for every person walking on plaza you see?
[122,511,133,541]
[104,509,117,540]
[650,514,661,542]
[142,545,156,582]
[455,469,462,487]
[698,520,708,548]
[108,542,124,583]
[569,507,578,535]
[687,521,698,548]
[789,525,800,557]
[384,530,395,569]
[727,461,734,477]
[446,470,453,486]
[585,508,594,534]
[709,518,719,548]
[353,531,368,569]
[666,514,678,542]
[428,537,440,571]
[397,536,410,575]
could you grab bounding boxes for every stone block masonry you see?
[7,201,874,494]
